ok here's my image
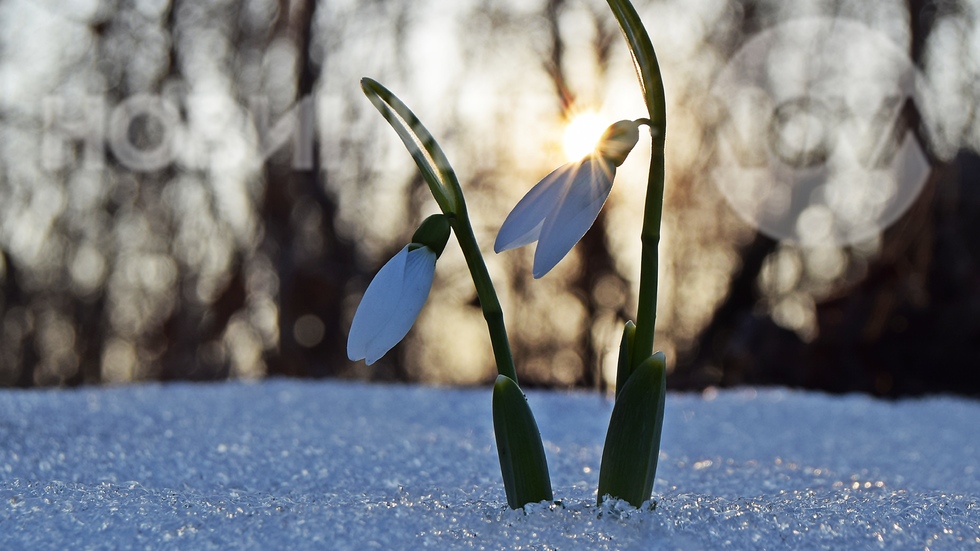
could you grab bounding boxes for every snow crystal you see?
[1,381,978,549]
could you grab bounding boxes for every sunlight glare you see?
[562,111,609,162]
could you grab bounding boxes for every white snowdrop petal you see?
[494,162,579,253]
[348,246,409,361]
[348,245,436,364]
[533,158,615,278]
[362,246,436,364]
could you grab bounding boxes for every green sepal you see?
[615,321,636,400]
[360,77,463,216]
[597,351,666,507]
[492,374,553,509]
[411,214,451,257]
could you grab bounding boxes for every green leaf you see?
[597,351,666,507]
[360,77,461,215]
[492,374,553,509]
[606,0,666,134]
[615,321,636,400]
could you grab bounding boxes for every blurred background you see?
[1,0,978,396]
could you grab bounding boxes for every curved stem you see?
[450,204,519,383]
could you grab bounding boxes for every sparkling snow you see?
[1,380,978,549]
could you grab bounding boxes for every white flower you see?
[347,244,437,365]
[494,120,641,278]
[494,158,616,278]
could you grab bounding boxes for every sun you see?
[562,111,610,162]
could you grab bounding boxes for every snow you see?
[1,380,978,549]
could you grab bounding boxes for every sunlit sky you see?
[563,111,611,161]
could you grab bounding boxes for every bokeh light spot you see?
[294,314,325,348]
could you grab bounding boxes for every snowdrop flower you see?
[494,120,642,278]
[348,215,451,365]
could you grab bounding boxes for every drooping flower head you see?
[347,214,451,365]
[495,120,642,278]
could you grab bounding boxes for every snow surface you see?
[1,380,978,549]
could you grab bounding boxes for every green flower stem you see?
[632,132,665,369]
[449,205,519,384]
[605,0,668,370]
[360,77,518,384]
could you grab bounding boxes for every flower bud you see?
[595,120,640,166]
[411,213,452,257]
